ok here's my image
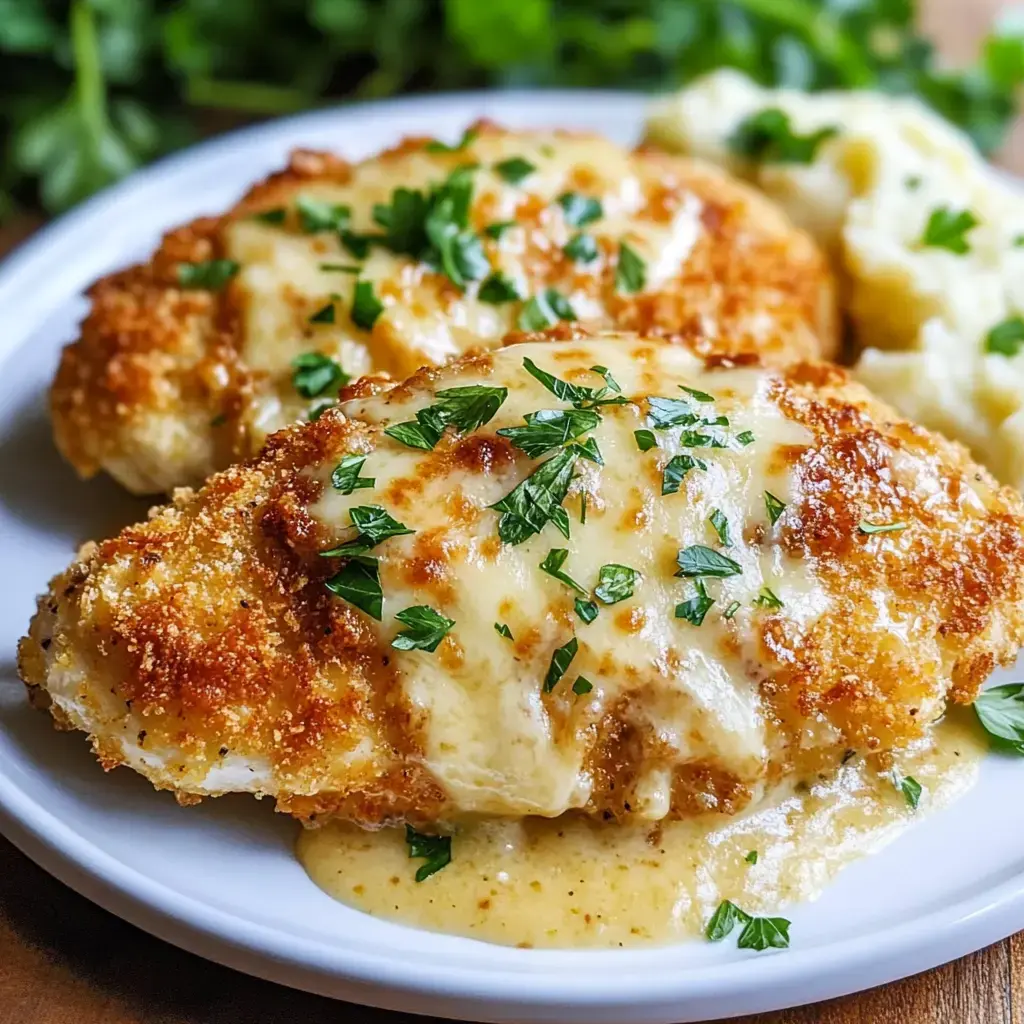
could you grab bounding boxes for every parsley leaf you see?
[572,676,593,695]
[736,430,756,447]
[425,199,490,288]
[522,357,627,410]
[724,600,741,620]
[662,454,706,496]
[892,768,923,810]
[737,916,791,952]
[753,586,784,610]
[498,408,600,460]
[858,520,909,535]
[985,317,1024,356]
[614,241,646,293]
[490,446,579,545]
[324,557,382,620]
[319,262,361,273]
[635,429,658,451]
[176,259,239,290]
[391,605,455,652]
[331,454,376,495]
[595,564,640,605]
[705,900,750,942]
[590,365,621,393]
[564,232,599,264]
[539,549,588,595]
[974,683,1024,753]
[676,581,714,626]
[730,108,837,164]
[309,298,337,324]
[647,396,699,429]
[543,636,579,692]
[405,825,451,882]
[679,385,715,402]
[425,127,478,153]
[518,289,578,331]
[575,598,599,624]
[320,505,413,557]
[920,206,978,254]
[292,352,348,398]
[708,508,731,546]
[745,850,758,865]
[351,280,384,330]
[385,385,509,451]
[252,207,286,225]
[485,220,516,240]
[296,195,350,233]
[558,192,603,227]
[764,491,786,525]
[676,545,743,579]
[495,622,514,640]
[478,271,522,304]
[494,156,535,184]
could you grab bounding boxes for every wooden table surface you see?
[2,2,1023,1021]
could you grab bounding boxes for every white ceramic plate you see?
[1,90,1024,1024]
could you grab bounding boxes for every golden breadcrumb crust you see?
[50,123,837,494]
[22,333,1024,829]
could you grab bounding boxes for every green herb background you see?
[3,0,1024,219]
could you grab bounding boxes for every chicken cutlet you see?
[50,123,838,494]
[22,332,1023,829]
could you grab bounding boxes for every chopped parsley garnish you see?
[539,549,588,595]
[647,396,699,429]
[634,429,658,451]
[518,289,578,331]
[495,622,514,640]
[391,605,455,652]
[292,352,349,398]
[478,271,522,304]
[754,586,784,610]
[558,192,603,227]
[405,826,451,882]
[319,262,360,273]
[662,454,706,496]
[575,598,599,624]
[490,446,579,545]
[676,545,742,579]
[568,435,603,465]
[384,385,509,451]
[494,156,536,184]
[542,637,579,692]
[351,280,384,330]
[1015,234,1024,248]
[858,519,909,535]
[920,206,978,254]
[296,195,350,234]
[764,491,786,525]
[572,676,593,696]
[905,174,923,191]
[485,220,516,240]
[974,683,1024,754]
[745,850,758,865]
[308,298,337,324]
[252,207,286,225]
[736,430,756,446]
[580,493,587,524]
[595,564,640,605]
[425,127,478,153]
[680,385,715,403]
[425,209,490,289]
[522,357,625,410]
[676,581,714,626]
[892,768,923,811]
[985,316,1024,356]
[564,232,599,264]
[340,230,371,259]
[730,108,837,164]
[176,259,239,290]
[497,408,601,458]
[330,454,376,494]
[724,600,741,620]
[614,241,646,293]
[708,508,731,546]
[324,557,382,620]
[320,505,413,557]
[705,900,791,951]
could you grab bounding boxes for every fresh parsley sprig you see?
[385,385,509,451]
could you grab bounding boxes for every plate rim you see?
[1,86,1023,1023]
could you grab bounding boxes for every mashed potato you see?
[646,69,1024,489]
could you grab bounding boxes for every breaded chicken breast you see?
[23,333,1022,829]
[51,124,837,494]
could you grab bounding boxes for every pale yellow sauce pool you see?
[298,714,983,948]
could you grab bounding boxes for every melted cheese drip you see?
[310,339,820,819]
[224,134,704,444]
[299,714,983,948]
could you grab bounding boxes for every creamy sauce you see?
[299,713,983,948]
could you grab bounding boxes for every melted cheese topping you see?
[311,339,821,817]
[299,712,983,947]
